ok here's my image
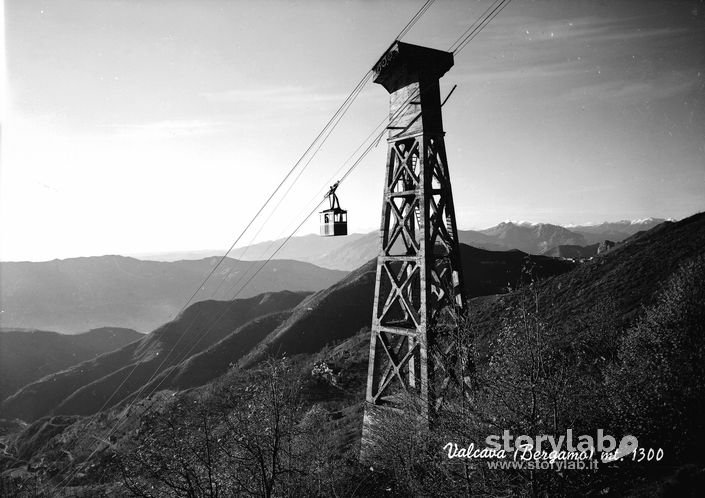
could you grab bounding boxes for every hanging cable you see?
[43,2,439,493]
[116,67,433,416]
[86,0,437,409]
[46,93,408,494]
[87,2,516,490]
[90,0,439,402]
[398,0,436,39]
[45,57,371,498]
[450,0,513,55]
[181,0,440,303]
[122,84,426,408]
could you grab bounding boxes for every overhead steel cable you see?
[45,65,373,498]
[447,0,503,52]
[450,0,513,55]
[80,68,372,421]
[107,1,515,489]
[45,57,371,498]
[455,1,512,54]
[198,0,441,302]
[82,2,436,410]
[43,2,440,493]
[177,0,440,306]
[145,65,463,379]
[398,0,436,39]
[183,0,437,307]
[104,0,439,400]
[95,88,425,463]
[57,13,455,489]
[125,85,427,407]
[93,73,372,417]
[92,0,441,396]
[49,87,421,495]
[214,100,399,302]
[187,72,374,302]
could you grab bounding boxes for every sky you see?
[1,0,703,261]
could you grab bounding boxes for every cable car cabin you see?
[320,208,347,236]
[320,182,347,236]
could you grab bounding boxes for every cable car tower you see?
[361,41,467,459]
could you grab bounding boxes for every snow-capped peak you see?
[566,217,671,228]
[631,217,669,225]
[502,220,540,227]
[609,217,668,226]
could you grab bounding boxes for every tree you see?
[118,394,224,498]
[216,359,303,497]
[606,254,705,462]
[118,359,306,497]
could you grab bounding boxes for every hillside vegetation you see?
[0,327,142,402]
[0,292,309,422]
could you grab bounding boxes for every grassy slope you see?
[0,292,309,422]
[0,327,142,403]
[137,310,296,393]
[239,244,575,368]
[470,214,705,361]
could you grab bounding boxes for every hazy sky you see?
[2,0,703,261]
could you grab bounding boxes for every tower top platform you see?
[372,41,454,94]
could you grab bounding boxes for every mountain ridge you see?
[193,218,672,270]
[0,256,346,333]
[0,291,310,422]
[0,327,143,403]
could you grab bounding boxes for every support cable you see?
[450,0,513,55]
[45,67,372,496]
[44,2,439,493]
[130,85,426,405]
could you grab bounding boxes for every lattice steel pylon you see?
[361,41,467,461]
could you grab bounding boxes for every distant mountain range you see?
[0,244,575,423]
[567,218,672,244]
[0,219,669,335]
[203,217,671,270]
[123,218,671,269]
[0,327,142,403]
[131,233,369,263]
[471,222,588,254]
[469,215,701,362]
[0,256,347,334]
